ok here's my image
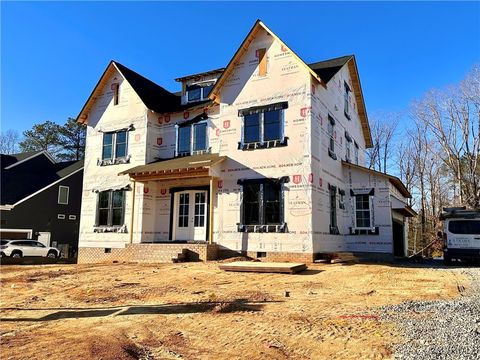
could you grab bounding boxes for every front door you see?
[174,190,208,241]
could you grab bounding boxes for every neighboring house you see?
[76,20,415,263]
[0,150,84,258]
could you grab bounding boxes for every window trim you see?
[58,186,69,205]
[175,120,210,157]
[354,141,359,165]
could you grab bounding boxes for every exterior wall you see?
[0,170,83,257]
[78,67,148,249]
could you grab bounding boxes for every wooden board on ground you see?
[219,261,307,274]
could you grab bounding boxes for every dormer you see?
[175,68,224,105]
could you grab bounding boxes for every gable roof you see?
[2,150,56,170]
[1,151,84,206]
[77,61,181,124]
[208,20,327,104]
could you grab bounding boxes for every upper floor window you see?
[102,130,128,161]
[345,131,352,163]
[112,83,120,106]
[238,177,288,233]
[354,141,359,165]
[58,186,69,205]
[186,83,214,103]
[238,102,288,150]
[344,82,351,120]
[96,190,125,227]
[328,115,337,160]
[176,121,209,156]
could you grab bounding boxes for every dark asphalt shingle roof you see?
[0,152,84,205]
[1,151,43,169]
[114,62,181,114]
[308,55,353,83]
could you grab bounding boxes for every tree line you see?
[366,64,479,256]
[0,118,86,161]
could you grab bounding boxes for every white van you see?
[440,208,480,264]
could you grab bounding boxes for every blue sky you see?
[1,1,479,134]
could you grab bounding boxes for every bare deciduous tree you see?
[0,129,20,154]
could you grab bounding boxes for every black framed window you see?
[238,102,288,150]
[97,190,125,227]
[328,115,336,159]
[102,131,128,161]
[354,142,359,164]
[176,122,208,156]
[344,82,351,119]
[240,179,285,227]
[355,194,371,228]
[186,83,214,103]
[112,83,120,105]
[329,185,337,229]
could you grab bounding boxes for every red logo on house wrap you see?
[183,111,189,119]
[160,189,167,195]
[293,175,302,184]
[143,187,149,194]
[216,128,221,136]
[218,180,223,189]
[319,178,323,187]
[165,115,170,123]
[157,138,163,146]
[281,44,288,52]
[300,107,311,117]
[135,134,141,142]
[309,173,313,183]
[157,116,163,124]
[223,120,230,129]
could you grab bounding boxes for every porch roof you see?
[392,205,417,218]
[119,153,226,179]
[342,161,411,198]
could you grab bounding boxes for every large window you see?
[355,194,371,229]
[328,115,337,160]
[97,190,125,227]
[239,102,288,150]
[102,130,128,161]
[448,220,480,234]
[239,178,287,232]
[186,83,214,103]
[176,122,209,156]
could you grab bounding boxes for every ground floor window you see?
[238,177,288,232]
[96,190,125,227]
[355,194,371,228]
[329,184,339,234]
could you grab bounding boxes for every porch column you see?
[209,177,216,244]
[129,179,136,244]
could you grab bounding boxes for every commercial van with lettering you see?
[440,207,480,264]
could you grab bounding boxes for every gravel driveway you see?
[380,266,480,360]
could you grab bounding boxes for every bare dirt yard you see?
[0,261,468,360]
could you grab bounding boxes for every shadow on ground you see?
[0,299,280,322]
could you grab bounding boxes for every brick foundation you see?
[78,243,219,264]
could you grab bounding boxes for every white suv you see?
[0,240,60,258]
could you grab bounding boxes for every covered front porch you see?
[119,154,226,245]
